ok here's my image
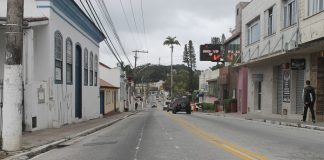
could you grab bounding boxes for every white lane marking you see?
[175,146,180,149]
[134,126,145,160]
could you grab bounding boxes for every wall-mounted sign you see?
[291,59,305,70]
[38,85,45,104]
[252,74,263,82]
[200,44,222,61]
[283,69,290,103]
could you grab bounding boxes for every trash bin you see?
[223,99,232,113]
[214,100,220,112]
[231,99,237,113]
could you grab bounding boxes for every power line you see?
[79,0,122,64]
[129,0,143,48]
[119,0,139,49]
[95,0,133,67]
[140,0,147,47]
[81,0,123,64]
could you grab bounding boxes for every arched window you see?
[84,48,88,85]
[55,31,63,84]
[90,52,93,86]
[66,38,73,84]
[94,54,98,86]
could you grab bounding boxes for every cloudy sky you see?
[81,0,249,70]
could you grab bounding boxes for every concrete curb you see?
[201,112,324,132]
[4,112,138,160]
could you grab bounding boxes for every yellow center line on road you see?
[164,112,270,160]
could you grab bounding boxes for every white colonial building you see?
[0,0,105,132]
[241,0,324,121]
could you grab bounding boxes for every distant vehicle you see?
[151,102,157,108]
[169,97,191,114]
[163,101,170,111]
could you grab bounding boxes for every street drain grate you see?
[83,141,118,147]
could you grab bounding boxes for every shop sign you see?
[283,69,290,103]
[291,59,305,70]
[252,74,263,82]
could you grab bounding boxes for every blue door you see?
[100,91,105,114]
[75,45,82,118]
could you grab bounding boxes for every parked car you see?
[169,97,191,114]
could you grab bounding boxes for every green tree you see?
[183,40,196,93]
[163,36,181,98]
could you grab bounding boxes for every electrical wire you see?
[86,0,123,62]
[129,0,143,48]
[81,0,123,64]
[140,0,147,47]
[119,0,139,49]
[95,0,133,67]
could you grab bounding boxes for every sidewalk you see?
[1,111,138,160]
[200,111,324,131]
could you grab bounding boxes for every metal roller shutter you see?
[277,67,283,114]
[296,70,305,114]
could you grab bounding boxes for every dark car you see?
[151,102,157,108]
[164,101,171,111]
[170,97,191,114]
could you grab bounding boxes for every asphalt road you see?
[31,106,324,160]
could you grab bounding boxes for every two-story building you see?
[241,0,324,121]
[241,0,305,119]
[0,0,105,134]
[298,0,324,121]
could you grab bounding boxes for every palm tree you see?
[163,36,180,99]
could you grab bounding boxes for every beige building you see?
[241,0,324,121]
[100,79,119,114]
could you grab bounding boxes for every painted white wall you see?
[20,5,101,131]
[299,1,324,44]
[242,0,298,63]
[199,69,219,91]
[99,65,121,111]
[247,65,274,114]
[99,66,121,88]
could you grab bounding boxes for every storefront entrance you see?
[316,57,324,121]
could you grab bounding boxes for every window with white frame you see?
[265,6,276,36]
[55,31,63,84]
[94,54,98,86]
[308,0,324,16]
[66,38,73,85]
[283,0,297,28]
[84,49,88,86]
[90,52,93,86]
[247,18,260,45]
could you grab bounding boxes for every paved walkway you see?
[200,111,324,130]
[1,111,136,159]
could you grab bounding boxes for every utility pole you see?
[2,0,24,151]
[133,50,148,69]
[159,57,160,66]
[132,50,148,109]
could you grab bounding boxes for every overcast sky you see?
[83,0,249,70]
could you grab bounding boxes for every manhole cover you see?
[83,141,118,147]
